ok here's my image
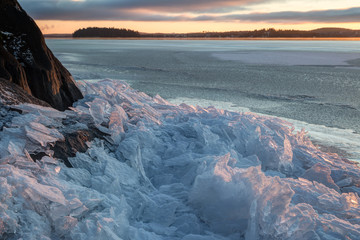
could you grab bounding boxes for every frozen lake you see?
[46,39,360,161]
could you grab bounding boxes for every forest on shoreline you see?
[73,27,140,38]
[71,27,360,38]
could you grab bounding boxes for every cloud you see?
[40,24,55,31]
[18,0,360,24]
[214,7,360,23]
[18,0,265,20]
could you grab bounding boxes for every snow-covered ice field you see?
[0,80,360,239]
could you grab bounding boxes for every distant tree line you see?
[73,27,140,38]
[143,28,360,38]
[72,27,360,38]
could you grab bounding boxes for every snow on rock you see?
[1,32,34,65]
[0,79,360,239]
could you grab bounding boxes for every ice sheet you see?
[212,51,360,66]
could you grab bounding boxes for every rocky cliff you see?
[0,77,50,107]
[0,0,83,110]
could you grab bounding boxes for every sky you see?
[18,0,360,34]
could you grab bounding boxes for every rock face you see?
[0,77,50,107]
[0,0,83,110]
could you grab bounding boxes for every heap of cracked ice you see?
[0,79,359,240]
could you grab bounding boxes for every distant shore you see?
[44,27,360,40]
[44,36,360,41]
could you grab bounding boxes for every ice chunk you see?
[302,163,340,191]
[13,103,67,119]
[25,122,64,147]
[190,155,266,236]
[108,105,128,144]
[23,178,66,205]
[86,98,111,125]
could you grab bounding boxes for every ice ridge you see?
[0,79,359,239]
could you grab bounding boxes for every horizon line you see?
[43,26,360,36]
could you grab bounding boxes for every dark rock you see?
[50,127,109,167]
[51,130,94,167]
[0,0,83,111]
[30,129,96,167]
[0,77,50,107]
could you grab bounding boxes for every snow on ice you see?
[0,79,360,239]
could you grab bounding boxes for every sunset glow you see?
[19,0,360,34]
